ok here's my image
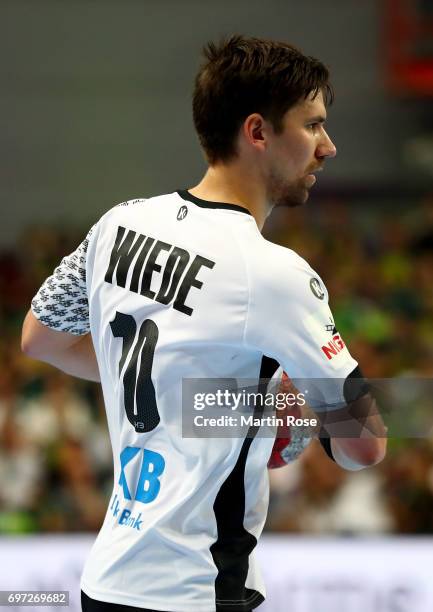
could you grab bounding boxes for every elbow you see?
[21,312,45,360]
[361,437,387,467]
[21,331,40,359]
[331,437,387,471]
[354,428,388,468]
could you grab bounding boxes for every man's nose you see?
[317,130,337,159]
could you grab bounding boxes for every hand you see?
[267,371,315,469]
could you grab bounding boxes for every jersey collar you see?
[177,190,252,216]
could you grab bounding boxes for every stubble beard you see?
[268,171,310,209]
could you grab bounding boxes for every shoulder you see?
[249,234,314,272]
[249,236,328,304]
[97,192,178,225]
[88,194,173,245]
[100,197,147,223]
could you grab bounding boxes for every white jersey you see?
[32,190,357,612]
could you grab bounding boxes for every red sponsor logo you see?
[321,333,345,360]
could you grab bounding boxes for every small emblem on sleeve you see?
[304,308,353,370]
[325,317,337,334]
[177,206,188,221]
[310,277,325,300]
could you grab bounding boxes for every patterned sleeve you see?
[31,226,95,335]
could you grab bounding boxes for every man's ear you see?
[242,113,268,152]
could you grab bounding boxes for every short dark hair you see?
[192,35,334,164]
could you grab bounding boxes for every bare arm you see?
[21,309,100,382]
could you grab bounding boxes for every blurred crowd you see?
[1,194,433,534]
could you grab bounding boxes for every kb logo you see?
[310,277,325,300]
[119,446,165,504]
[177,205,188,221]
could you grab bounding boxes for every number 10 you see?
[110,311,160,432]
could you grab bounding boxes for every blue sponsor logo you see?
[119,446,165,503]
[110,446,165,531]
[109,495,143,530]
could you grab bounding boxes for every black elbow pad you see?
[343,365,370,403]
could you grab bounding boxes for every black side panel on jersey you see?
[258,355,279,381]
[210,359,270,611]
[210,436,264,611]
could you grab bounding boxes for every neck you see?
[188,161,272,230]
